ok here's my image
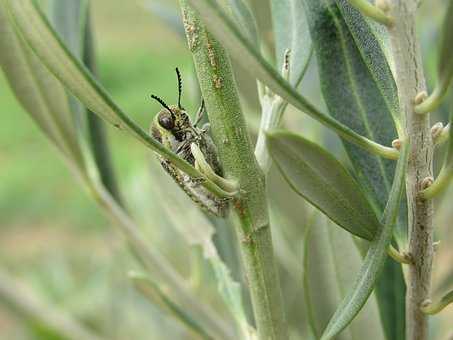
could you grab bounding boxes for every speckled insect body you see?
[150,68,227,217]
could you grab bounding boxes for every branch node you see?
[392,138,402,150]
[431,122,444,140]
[420,299,432,309]
[414,91,428,105]
[421,176,434,190]
[433,240,441,252]
[376,0,390,13]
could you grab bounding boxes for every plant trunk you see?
[387,2,434,340]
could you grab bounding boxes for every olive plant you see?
[0,0,452,340]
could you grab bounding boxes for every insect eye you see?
[158,112,175,130]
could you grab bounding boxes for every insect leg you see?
[194,99,206,128]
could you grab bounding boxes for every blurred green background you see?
[0,1,196,338]
[1,1,452,339]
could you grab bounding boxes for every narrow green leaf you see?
[303,0,400,215]
[324,2,407,338]
[3,0,231,199]
[129,272,213,340]
[415,0,453,114]
[82,11,123,203]
[227,0,258,47]
[303,216,386,340]
[320,142,409,340]
[0,4,85,171]
[49,0,88,56]
[186,0,399,159]
[271,0,312,85]
[266,130,381,240]
[48,0,88,124]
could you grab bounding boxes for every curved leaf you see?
[321,142,409,340]
[186,0,398,159]
[266,130,381,240]
[306,2,407,337]
[0,4,84,171]
[2,0,230,198]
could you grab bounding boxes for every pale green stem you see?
[179,2,289,339]
[387,244,412,264]
[420,290,453,315]
[348,0,394,26]
[435,122,450,147]
[420,167,453,199]
[415,78,452,114]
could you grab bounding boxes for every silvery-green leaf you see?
[303,2,407,336]
[0,4,84,171]
[48,0,88,123]
[145,2,185,37]
[227,0,258,47]
[303,216,386,340]
[49,0,88,56]
[185,0,398,159]
[271,0,312,85]
[266,130,381,240]
[303,0,400,217]
[321,142,409,340]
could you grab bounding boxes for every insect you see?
[150,68,228,217]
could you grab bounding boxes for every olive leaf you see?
[0,3,85,173]
[266,130,381,240]
[186,0,398,159]
[271,0,312,86]
[303,2,407,338]
[321,142,409,340]
[227,0,258,47]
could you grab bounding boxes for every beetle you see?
[150,68,228,217]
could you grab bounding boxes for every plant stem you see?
[179,2,288,338]
[387,2,434,340]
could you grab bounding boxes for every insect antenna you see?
[176,67,183,109]
[151,95,174,117]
